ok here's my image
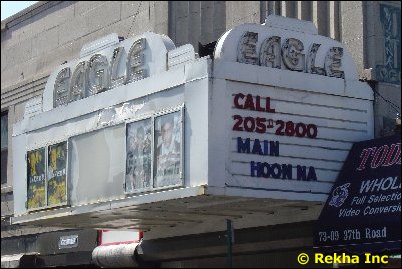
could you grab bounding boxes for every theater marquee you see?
[211,16,374,200]
[12,16,375,230]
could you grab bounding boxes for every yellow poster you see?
[27,148,46,209]
[47,142,67,206]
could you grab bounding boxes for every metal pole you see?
[226,219,233,268]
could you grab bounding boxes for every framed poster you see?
[154,110,183,188]
[27,147,46,209]
[125,118,152,192]
[47,141,67,206]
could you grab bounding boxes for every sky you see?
[1,1,38,21]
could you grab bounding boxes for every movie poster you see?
[154,111,182,188]
[27,147,46,209]
[125,119,152,192]
[47,142,67,206]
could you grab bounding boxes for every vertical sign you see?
[125,119,152,192]
[47,142,67,206]
[376,4,401,84]
[27,147,46,209]
[154,111,183,188]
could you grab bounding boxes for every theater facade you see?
[9,15,382,267]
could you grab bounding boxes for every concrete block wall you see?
[1,1,169,92]
[226,1,261,31]
[341,2,365,77]
[168,1,226,47]
[258,1,341,40]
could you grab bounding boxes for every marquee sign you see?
[237,32,344,79]
[213,15,373,199]
[45,32,175,110]
[12,17,374,225]
[233,93,318,181]
[53,38,147,107]
[214,16,359,81]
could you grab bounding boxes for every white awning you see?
[1,254,24,268]
[92,243,139,268]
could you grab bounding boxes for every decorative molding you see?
[375,4,401,84]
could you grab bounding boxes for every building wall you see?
[4,1,399,90]
[365,2,401,137]
[1,0,400,265]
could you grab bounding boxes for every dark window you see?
[1,111,8,184]
[198,41,217,58]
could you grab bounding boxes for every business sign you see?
[214,16,360,81]
[375,4,400,84]
[45,32,175,111]
[314,135,401,253]
[233,92,318,181]
[212,16,374,199]
[58,234,79,249]
[27,147,46,209]
[53,38,147,108]
[47,142,67,206]
[237,33,344,79]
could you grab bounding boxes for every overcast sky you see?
[1,1,38,21]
